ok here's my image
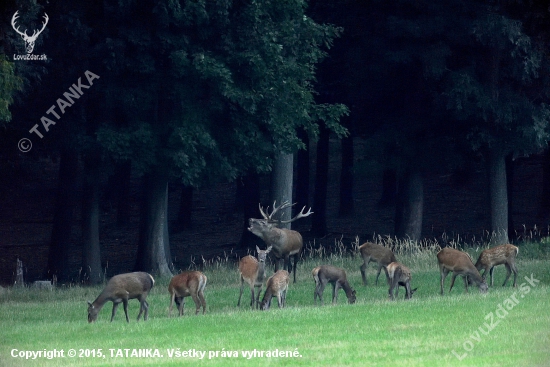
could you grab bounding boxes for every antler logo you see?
[11,11,49,54]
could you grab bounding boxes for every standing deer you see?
[358,242,397,286]
[387,262,417,300]
[312,265,356,305]
[259,270,290,310]
[87,272,154,323]
[168,271,207,317]
[474,244,518,287]
[248,201,313,283]
[11,11,49,54]
[237,246,272,308]
[437,247,488,294]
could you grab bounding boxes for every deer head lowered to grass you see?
[87,272,154,323]
[248,201,313,283]
[437,247,488,295]
[312,265,356,305]
[168,271,207,317]
[387,262,417,300]
[473,244,518,287]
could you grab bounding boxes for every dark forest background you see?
[1,0,550,285]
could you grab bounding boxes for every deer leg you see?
[282,289,287,308]
[249,285,256,308]
[191,293,202,315]
[383,266,391,285]
[375,264,383,285]
[449,273,458,293]
[404,281,412,300]
[136,296,145,320]
[254,284,262,308]
[122,299,130,323]
[462,275,469,293]
[332,282,340,304]
[440,268,449,295]
[318,281,327,305]
[237,277,245,307]
[142,300,149,321]
[111,301,120,322]
[389,277,397,300]
[292,254,298,283]
[284,255,291,273]
[169,292,175,317]
[502,264,512,287]
[360,257,370,285]
[198,290,207,314]
[510,261,518,287]
[489,266,495,287]
[313,281,322,305]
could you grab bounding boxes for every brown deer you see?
[437,247,488,294]
[387,262,417,300]
[237,246,272,308]
[87,272,154,323]
[248,201,313,283]
[474,244,518,287]
[259,270,290,310]
[312,265,356,305]
[168,271,207,317]
[358,242,397,286]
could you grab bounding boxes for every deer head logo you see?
[11,11,49,54]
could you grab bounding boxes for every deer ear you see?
[412,288,418,292]
[87,301,93,307]
[266,246,272,253]
[256,245,260,253]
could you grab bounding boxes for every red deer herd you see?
[87,202,519,322]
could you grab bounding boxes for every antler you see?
[258,201,295,222]
[279,205,314,224]
[29,13,48,40]
[11,11,28,38]
[11,11,48,40]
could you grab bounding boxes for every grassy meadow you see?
[1,238,549,366]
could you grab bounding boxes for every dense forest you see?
[1,0,550,285]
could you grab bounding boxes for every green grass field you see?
[1,241,549,366]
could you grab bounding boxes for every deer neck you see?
[262,227,285,246]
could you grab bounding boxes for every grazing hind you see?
[87,272,154,323]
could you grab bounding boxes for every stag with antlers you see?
[248,201,313,283]
[11,11,49,54]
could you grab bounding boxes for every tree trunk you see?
[81,152,102,284]
[538,149,550,219]
[506,154,515,241]
[395,170,424,242]
[237,172,264,251]
[487,151,509,245]
[339,135,354,216]
[312,128,329,236]
[47,148,79,282]
[116,161,132,226]
[295,129,310,209]
[270,152,294,230]
[379,169,397,207]
[175,185,193,231]
[134,173,173,277]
